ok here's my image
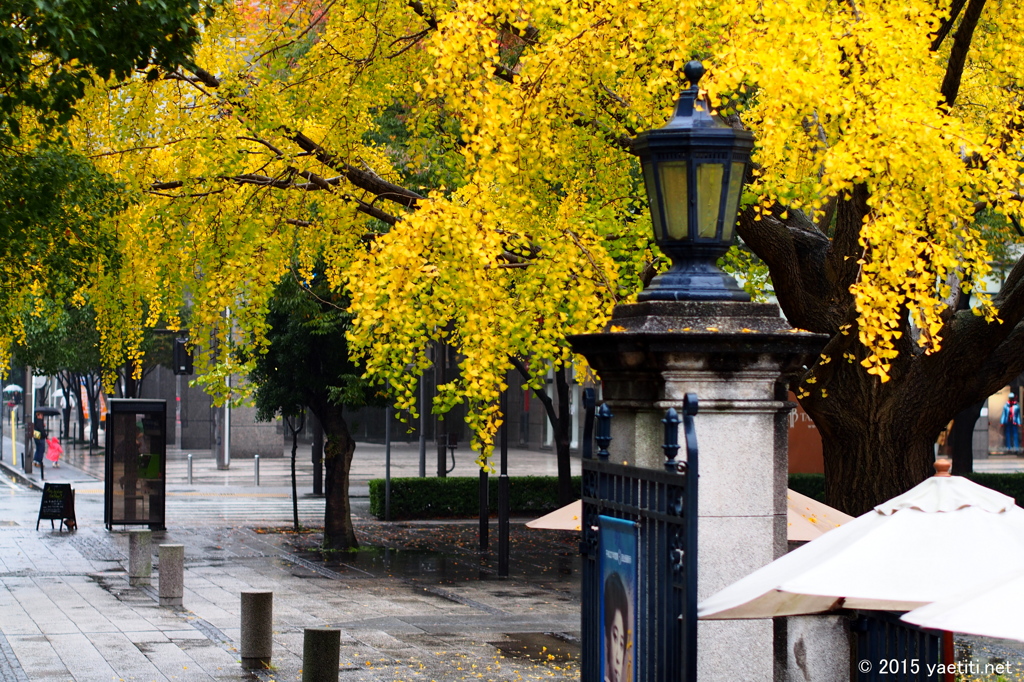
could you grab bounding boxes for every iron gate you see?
[580,391,698,682]
[852,611,945,681]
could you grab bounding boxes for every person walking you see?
[32,411,47,469]
[1002,393,1021,452]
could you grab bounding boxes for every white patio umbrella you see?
[699,461,1024,619]
[527,490,853,540]
[901,570,1024,642]
[526,499,582,531]
[787,489,853,541]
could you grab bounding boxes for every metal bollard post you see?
[254,454,260,486]
[240,590,273,669]
[302,628,341,682]
[128,529,152,586]
[158,544,184,606]
[186,453,193,485]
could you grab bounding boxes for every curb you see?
[0,458,43,491]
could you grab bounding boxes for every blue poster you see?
[600,515,637,682]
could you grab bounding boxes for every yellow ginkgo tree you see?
[70,0,1024,516]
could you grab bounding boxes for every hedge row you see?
[783,472,1024,508]
[368,476,582,520]
[370,472,1024,520]
[787,473,827,503]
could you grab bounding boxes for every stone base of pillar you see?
[785,615,852,682]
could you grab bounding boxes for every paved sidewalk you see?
[0,435,582,681]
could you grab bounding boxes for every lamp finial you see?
[683,60,705,88]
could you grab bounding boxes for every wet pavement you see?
[0,438,582,681]
[6,435,1024,681]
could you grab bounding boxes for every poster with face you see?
[600,515,637,682]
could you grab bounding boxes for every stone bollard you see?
[302,628,341,682]
[240,591,273,669]
[128,529,152,586]
[158,544,184,606]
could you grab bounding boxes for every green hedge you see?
[783,472,1024,508]
[370,472,1024,520]
[369,476,581,520]
[965,473,1024,506]
[788,473,827,503]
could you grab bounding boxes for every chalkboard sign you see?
[37,483,76,531]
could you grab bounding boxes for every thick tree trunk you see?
[317,404,358,549]
[812,396,937,516]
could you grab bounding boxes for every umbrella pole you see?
[942,630,954,682]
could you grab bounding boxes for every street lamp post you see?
[631,61,754,302]
[570,60,828,680]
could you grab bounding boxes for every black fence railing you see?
[580,391,698,682]
[852,610,944,681]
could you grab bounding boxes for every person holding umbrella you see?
[32,410,47,469]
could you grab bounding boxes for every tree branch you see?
[289,131,426,208]
[939,0,987,108]
[736,204,838,332]
[930,0,969,51]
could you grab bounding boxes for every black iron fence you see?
[580,390,698,682]
[852,610,945,681]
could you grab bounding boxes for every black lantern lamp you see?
[631,61,754,301]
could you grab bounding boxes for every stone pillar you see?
[127,529,152,586]
[787,615,851,682]
[240,590,273,669]
[158,544,184,606]
[571,300,825,682]
[302,627,341,682]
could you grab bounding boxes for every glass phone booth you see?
[104,399,167,530]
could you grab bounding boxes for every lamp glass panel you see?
[696,163,724,239]
[721,162,746,242]
[658,162,689,239]
[642,163,665,240]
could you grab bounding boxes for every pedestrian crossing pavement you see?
[165,492,326,525]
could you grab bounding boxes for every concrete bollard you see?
[158,544,184,607]
[128,529,152,586]
[302,628,341,682]
[240,590,273,669]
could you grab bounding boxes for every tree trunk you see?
[949,400,984,475]
[317,404,358,549]
[510,358,576,506]
[552,367,574,505]
[72,372,86,442]
[286,415,303,532]
[85,373,101,447]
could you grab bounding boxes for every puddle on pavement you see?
[490,632,580,663]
